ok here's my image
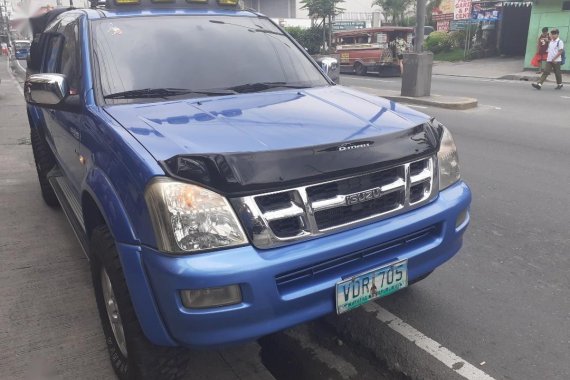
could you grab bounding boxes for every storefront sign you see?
[433,13,454,21]
[454,0,472,20]
[433,0,454,23]
[437,21,451,31]
[450,19,474,30]
[333,21,367,31]
[471,1,502,20]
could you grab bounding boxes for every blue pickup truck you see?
[25,1,471,379]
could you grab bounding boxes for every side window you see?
[42,34,64,73]
[60,20,81,94]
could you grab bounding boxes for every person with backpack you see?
[532,29,565,90]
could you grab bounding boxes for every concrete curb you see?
[382,94,478,110]
[500,74,538,82]
[353,86,478,110]
[499,73,570,84]
[324,305,466,380]
[433,73,570,84]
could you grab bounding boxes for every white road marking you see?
[406,104,429,109]
[363,303,496,380]
[6,58,25,96]
[343,76,395,83]
[479,104,502,110]
[561,96,570,99]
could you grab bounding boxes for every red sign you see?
[437,21,451,31]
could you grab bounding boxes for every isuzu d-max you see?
[25,1,471,378]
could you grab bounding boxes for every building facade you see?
[523,0,570,71]
[242,0,297,18]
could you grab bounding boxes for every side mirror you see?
[25,74,69,106]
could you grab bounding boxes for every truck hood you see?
[104,85,439,195]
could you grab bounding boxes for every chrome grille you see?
[232,156,437,249]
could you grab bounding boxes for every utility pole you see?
[400,0,433,97]
[415,0,426,53]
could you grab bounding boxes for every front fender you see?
[83,167,139,245]
[83,168,176,346]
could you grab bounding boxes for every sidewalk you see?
[432,56,570,83]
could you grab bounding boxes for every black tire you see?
[30,128,59,207]
[90,225,190,380]
[354,62,367,76]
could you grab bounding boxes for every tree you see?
[426,0,443,27]
[300,0,344,52]
[372,0,414,25]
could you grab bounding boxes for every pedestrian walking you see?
[532,29,565,90]
[531,27,549,74]
[390,35,408,75]
[1,42,8,56]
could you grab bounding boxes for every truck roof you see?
[30,5,258,33]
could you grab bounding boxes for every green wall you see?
[524,0,570,70]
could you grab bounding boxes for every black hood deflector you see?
[160,122,441,197]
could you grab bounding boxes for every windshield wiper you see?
[225,82,311,94]
[104,88,236,100]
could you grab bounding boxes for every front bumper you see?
[132,181,471,348]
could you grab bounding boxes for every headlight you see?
[145,178,248,253]
[436,122,461,190]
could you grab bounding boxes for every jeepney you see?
[334,27,414,76]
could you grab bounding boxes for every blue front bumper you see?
[121,181,471,348]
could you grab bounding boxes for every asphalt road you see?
[342,73,570,380]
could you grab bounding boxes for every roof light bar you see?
[94,0,242,9]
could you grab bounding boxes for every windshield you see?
[91,15,329,101]
[15,42,30,49]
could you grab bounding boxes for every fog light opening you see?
[455,209,468,229]
[181,285,242,309]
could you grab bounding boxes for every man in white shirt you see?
[533,29,564,90]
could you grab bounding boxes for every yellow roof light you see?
[218,0,238,4]
[187,0,208,2]
[115,0,140,4]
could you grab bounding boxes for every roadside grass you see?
[434,48,465,62]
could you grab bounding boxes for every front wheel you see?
[354,62,367,76]
[90,225,190,380]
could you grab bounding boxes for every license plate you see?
[336,260,408,314]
